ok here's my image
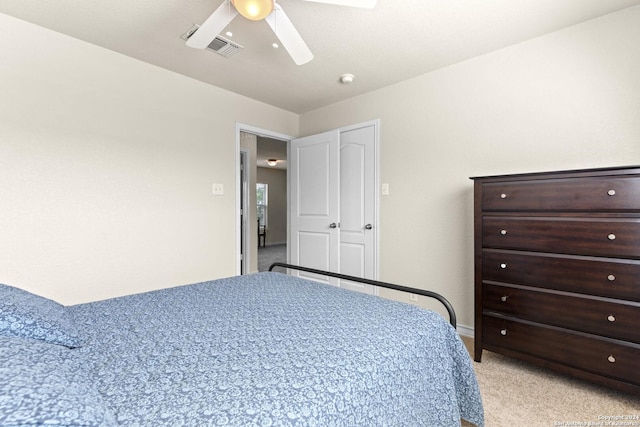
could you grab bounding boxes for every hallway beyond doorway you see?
[258,244,286,272]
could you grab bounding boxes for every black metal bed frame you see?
[268,262,457,328]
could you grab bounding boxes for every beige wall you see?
[0,13,297,304]
[299,6,640,329]
[2,6,640,332]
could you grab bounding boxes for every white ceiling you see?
[2,0,640,113]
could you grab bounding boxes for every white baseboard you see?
[457,324,474,338]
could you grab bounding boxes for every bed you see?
[0,264,484,426]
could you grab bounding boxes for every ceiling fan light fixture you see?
[266,159,278,166]
[231,0,274,21]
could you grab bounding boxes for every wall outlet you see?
[212,183,224,195]
[409,294,418,302]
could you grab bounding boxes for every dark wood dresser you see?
[471,166,640,394]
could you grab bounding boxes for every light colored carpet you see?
[258,243,286,272]
[460,336,640,427]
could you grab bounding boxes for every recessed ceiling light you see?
[272,42,279,48]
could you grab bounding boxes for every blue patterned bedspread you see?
[69,272,484,426]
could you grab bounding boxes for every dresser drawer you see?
[483,249,640,301]
[483,315,640,384]
[483,217,640,258]
[483,284,640,342]
[482,176,640,211]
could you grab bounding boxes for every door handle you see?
[364,224,373,230]
[329,223,338,229]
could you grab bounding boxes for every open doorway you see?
[237,125,290,275]
[256,137,288,271]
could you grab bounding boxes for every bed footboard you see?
[268,262,457,328]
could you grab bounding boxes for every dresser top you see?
[470,165,640,181]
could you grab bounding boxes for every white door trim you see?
[235,122,292,275]
[239,148,249,275]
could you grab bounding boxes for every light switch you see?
[212,183,224,195]
[381,183,389,196]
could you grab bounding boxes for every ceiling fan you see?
[186,0,376,65]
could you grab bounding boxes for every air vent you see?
[181,25,243,58]
[206,36,242,57]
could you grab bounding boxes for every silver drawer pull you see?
[607,189,616,196]
[500,329,507,336]
[607,315,616,322]
[608,355,616,363]
[608,274,616,281]
[608,234,616,240]
[500,296,508,302]
[500,193,507,199]
[500,229,508,235]
[500,263,507,269]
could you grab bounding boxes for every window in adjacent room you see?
[256,183,268,227]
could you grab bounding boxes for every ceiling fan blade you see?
[186,0,238,49]
[302,0,376,8]
[265,4,313,65]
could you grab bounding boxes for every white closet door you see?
[339,125,376,294]
[290,129,340,286]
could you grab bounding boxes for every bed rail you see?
[268,262,457,328]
